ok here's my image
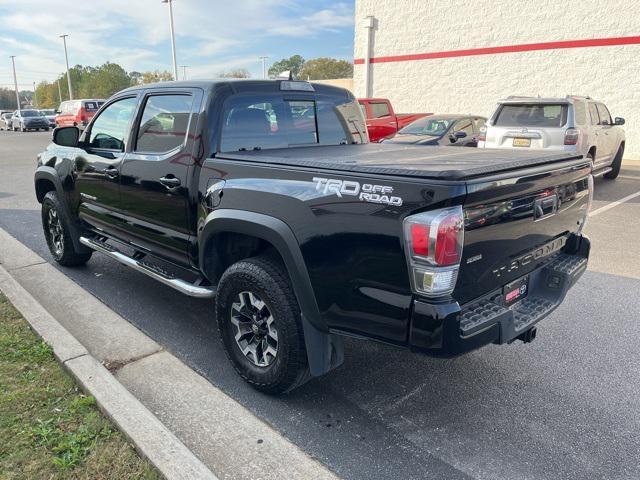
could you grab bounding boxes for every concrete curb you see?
[0,265,218,480]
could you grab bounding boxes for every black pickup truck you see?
[35,80,592,393]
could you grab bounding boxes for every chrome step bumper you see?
[79,236,216,299]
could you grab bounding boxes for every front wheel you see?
[41,191,92,267]
[215,255,310,394]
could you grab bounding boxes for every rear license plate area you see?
[503,276,529,306]
[512,137,531,147]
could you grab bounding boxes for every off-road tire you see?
[216,255,310,394]
[604,144,624,180]
[41,191,92,267]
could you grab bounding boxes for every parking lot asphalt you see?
[1,131,640,480]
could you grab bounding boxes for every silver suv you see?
[479,96,626,179]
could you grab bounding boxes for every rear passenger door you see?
[118,88,202,267]
[366,101,396,141]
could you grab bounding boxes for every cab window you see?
[88,97,138,150]
[220,94,366,153]
[369,102,390,118]
[453,118,474,136]
[596,103,612,126]
[588,103,600,125]
[136,94,193,153]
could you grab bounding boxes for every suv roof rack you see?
[505,95,538,99]
[566,95,591,100]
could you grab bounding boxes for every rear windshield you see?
[220,94,367,152]
[494,103,568,128]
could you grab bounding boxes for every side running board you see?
[79,236,216,299]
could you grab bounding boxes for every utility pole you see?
[60,34,73,99]
[259,56,269,79]
[363,16,375,98]
[9,56,20,112]
[162,0,179,81]
[57,78,63,103]
[180,65,189,80]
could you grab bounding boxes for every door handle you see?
[104,167,119,178]
[160,176,181,187]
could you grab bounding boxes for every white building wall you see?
[354,0,640,158]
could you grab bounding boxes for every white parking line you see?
[590,190,640,217]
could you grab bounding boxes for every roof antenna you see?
[277,70,294,81]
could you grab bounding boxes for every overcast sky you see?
[0,0,354,89]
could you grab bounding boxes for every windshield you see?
[494,103,568,127]
[21,110,39,117]
[40,109,55,115]
[399,117,455,136]
[220,94,367,152]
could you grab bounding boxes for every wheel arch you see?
[34,167,91,254]
[199,209,343,377]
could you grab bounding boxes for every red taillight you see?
[78,107,87,122]
[403,206,465,296]
[435,214,462,266]
[564,128,579,145]
[478,126,487,142]
[411,224,430,256]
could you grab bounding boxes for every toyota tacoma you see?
[35,79,592,393]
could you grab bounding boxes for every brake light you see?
[403,206,464,296]
[78,107,87,123]
[478,126,487,142]
[564,128,579,145]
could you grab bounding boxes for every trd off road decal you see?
[312,177,403,206]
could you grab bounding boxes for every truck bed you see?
[218,144,585,181]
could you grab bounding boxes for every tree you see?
[299,58,353,80]
[218,69,251,79]
[141,70,174,84]
[129,71,143,86]
[268,55,305,78]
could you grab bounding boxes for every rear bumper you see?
[409,234,590,356]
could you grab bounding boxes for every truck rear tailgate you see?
[455,157,591,305]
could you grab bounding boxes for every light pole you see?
[180,65,189,81]
[259,56,269,79]
[33,81,36,107]
[9,56,20,112]
[60,34,73,99]
[162,0,179,81]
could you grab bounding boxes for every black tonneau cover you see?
[218,144,584,181]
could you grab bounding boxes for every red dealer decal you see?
[354,35,640,64]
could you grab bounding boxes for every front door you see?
[596,103,616,165]
[118,89,201,267]
[75,96,139,233]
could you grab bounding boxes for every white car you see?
[479,96,625,179]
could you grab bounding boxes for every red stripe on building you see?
[354,35,640,65]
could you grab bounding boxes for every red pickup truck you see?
[358,98,431,142]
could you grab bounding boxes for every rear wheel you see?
[604,144,624,180]
[41,191,92,267]
[216,255,310,394]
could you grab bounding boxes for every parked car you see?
[11,109,50,131]
[39,109,57,129]
[358,98,431,142]
[35,80,591,394]
[479,96,625,179]
[383,115,486,147]
[0,112,13,130]
[55,99,105,129]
